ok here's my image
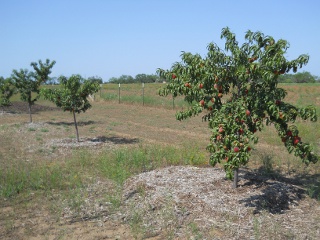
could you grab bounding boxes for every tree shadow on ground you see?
[238,154,320,214]
[88,136,139,145]
[238,170,305,214]
[1,102,60,114]
[47,120,97,126]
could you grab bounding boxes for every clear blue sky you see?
[1,0,320,82]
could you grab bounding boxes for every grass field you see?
[99,83,189,109]
[0,83,320,239]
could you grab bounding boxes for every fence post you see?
[118,83,121,104]
[142,82,145,106]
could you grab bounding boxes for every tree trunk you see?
[233,168,239,188]
[28,102,32,123]
[73,110,80,142]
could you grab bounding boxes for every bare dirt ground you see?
[1,101,320,239]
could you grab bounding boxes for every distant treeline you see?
[32,71,320,85]
[15,74,164,85]
[108,71,319,84]
[44,76,103,85]
[278,71,319,83]
[108,74,164,83]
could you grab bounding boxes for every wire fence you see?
[98,83,190,110]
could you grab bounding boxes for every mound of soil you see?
[119,166,319,239]
[58,166,320,239]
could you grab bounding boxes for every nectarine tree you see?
[158,27,318,188]
[41,74,100,142]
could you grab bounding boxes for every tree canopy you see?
[158,27,318,187]
[87,76,103,84]
[0,77,15,109]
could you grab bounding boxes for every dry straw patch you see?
[53,165,320,239]
[121,166,320,239]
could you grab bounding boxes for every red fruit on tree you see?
[238,128,244,134]
[199,99,205,106]
[234,147,240,152]
[279,112,284,119]
[218,127,224,133]
[172,74,176,79]
[287,131,292,137]
[199,83,204,89]
[246,109,250,116]
[275,100,281,105]
[293,136,301,145]
[248,56,258,63]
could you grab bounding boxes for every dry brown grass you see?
[1,84,320,239]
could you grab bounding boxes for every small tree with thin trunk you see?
[41,74,100,142]
[11,69,37,122]
[0,77,15,112]
[11,59,56,122]
[158,27,319,188]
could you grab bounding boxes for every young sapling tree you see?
[11,59,56,122]
[41,74,100,142]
